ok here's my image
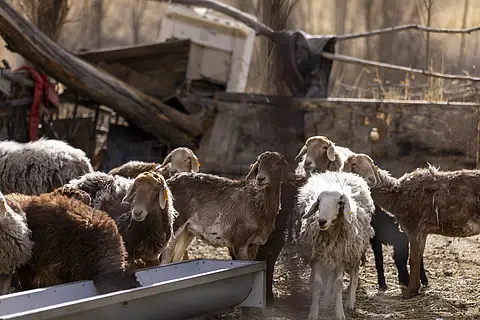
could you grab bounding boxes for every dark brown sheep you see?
[108,147,200,179]
[343,153,480,299]
[162,151,289,263]
[9,192,140,294]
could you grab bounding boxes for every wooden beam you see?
[0,1,199,145]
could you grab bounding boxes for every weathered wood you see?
[0,1,201,145]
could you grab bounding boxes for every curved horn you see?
[159,188,168,210]
[294,145,307,162]
[245,161,259,180]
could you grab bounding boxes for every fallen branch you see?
[0,1,201,145]
[336,24,480,41]
[321,52,480,82]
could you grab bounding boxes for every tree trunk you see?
[0,1,200,146]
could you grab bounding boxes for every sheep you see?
[228,172,307,306]
[342,153,480,299]
[294,135,354,177]
[0,138,93,195]
[161,151,289,264]
[64,171,176,268]
[343,155,429,291]
[108,147,200,179]
[6,191,140,294]
[296,171,374,320]
[0,192,34,295]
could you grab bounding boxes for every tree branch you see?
[336,23,480,41]
[321,52,480,82]
[147,0,276,40]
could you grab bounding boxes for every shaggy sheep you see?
[343,153,480,299]
[0,192,34,295]
[65,171,176,268]
[294,135,354,177]
[162,151,289,263]
[0,138,93,195]
[343,155,429,290]
[6,191,139,294]
[108,147,200,179]
[296,171,374,320]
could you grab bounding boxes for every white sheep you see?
[0,138,93,195]
[0,192,34,295]
[296,171,374,320]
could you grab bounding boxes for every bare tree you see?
[131,0,147,45]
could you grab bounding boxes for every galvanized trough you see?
[0,259,265,320]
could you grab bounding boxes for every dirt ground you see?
[186,234,480,320]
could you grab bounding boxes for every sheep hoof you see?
[402,289,418,299]
[378,284,387,291]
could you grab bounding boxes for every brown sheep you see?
[64,171,176,269]
[343,153,480,299]
[9,192,140,294]
[108,147,200,179]
[162,151,289,263]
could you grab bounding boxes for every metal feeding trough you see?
[0,259,266,320]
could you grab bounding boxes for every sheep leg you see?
[319,269,334,307]
[345,267,359,311]
[403,233,427,299]
[0,273,12,295]
[332,266,346,320]
[393,241,410,288]
[308,261,326,320]
[170,230,195,263]
[419,258,428,286]
[182,252,190,261]
[371,237,387,290]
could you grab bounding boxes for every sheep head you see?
[343,153,378,188]
[295,136,336,173]
[160,147,200,176]
[121,171,171,222]
[245,151,289,188]
[302,189,356,230]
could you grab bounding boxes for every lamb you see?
[108,147,200,179]
[296,171,374,320]
[0,138,93,195]
[65,171,176,268]
[161,151,289,263]
[6,191,139,294]
[0,192,34,295]
[342,153,480,299]
[343,155,429,291]
[294,135,354,177]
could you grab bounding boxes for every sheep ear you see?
[191,153,200,173]
[294,145,307,162]
[326,145,335,162]
[160,153,172,166]
[122,184,137,204]
[341,195,354,224]
[159,188,168,209]
[342,158,352,172]
[245,161,259,180]
[302,199,318,220]
[0,198,7,220]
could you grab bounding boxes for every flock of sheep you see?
[0,136,479,320]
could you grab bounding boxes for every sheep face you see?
[295,136,335,173]
[160,147,200,175]
[121,172,170,222]
[303,190,355,230]
[343,154,378,187]
[245,151,289,188]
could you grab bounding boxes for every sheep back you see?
[296,171,374,270]
[9,193,137,292]
[0,139,93,195]
[108,161,159,179]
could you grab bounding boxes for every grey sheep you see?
[0,192,34,295]
[65,171,176,268]
[0,138,93,195]
[296,171,374,320]
[341,153,480,299]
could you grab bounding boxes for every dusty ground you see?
[186,232,480,320]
